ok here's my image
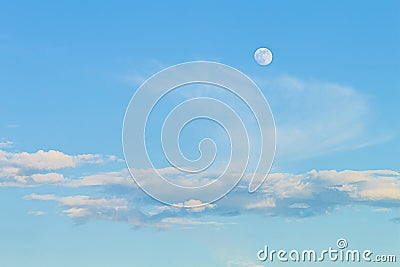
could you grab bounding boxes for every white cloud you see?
[22,168,400,228]
[0,172,65,187]
[27,210,46,216]
[58,195,127,210]
[0,141,13,148]
[0,149,121,187]
[0,149,120,171]
[1,150,75,170]
[358,187,400,200]
[5,73,396,228]
[324,170,400,201]
[289,203,310,209]
[183,199,216,212]
[246,197,276,209]
[373,208,391,213]
[0,167,19,177]
[24,192,225,228]
[24,193,128,222]
[158,199,217,212]
[31,173,65,183]
[65,170,133,187]
[25,194,57,201]
[63,208,90,219]
[24,194,128,210]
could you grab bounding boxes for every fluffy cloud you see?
[232,169,400,218]
[0,150,75,170]
[22,168,399,228]
[0,149,119,171]
[4,146,396,228]
[0,167,19,177]
[0,149,121,187]
[31,173,65,183]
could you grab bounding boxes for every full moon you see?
[254,47,273,66]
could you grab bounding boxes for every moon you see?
[254,47,273,66]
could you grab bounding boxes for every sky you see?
[0,1,399,266]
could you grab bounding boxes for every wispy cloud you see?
[23,193,229,228]
[125,72,388,164]
[256,75,390,161]
[161,217,222,226]
[373,208,391,213]
[27,210,46,216]
[64,169,133,188]
[24,194,128,222]
[4,124,20,129]
[0,140,13,148]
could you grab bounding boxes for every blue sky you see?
[0,1,399,266]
